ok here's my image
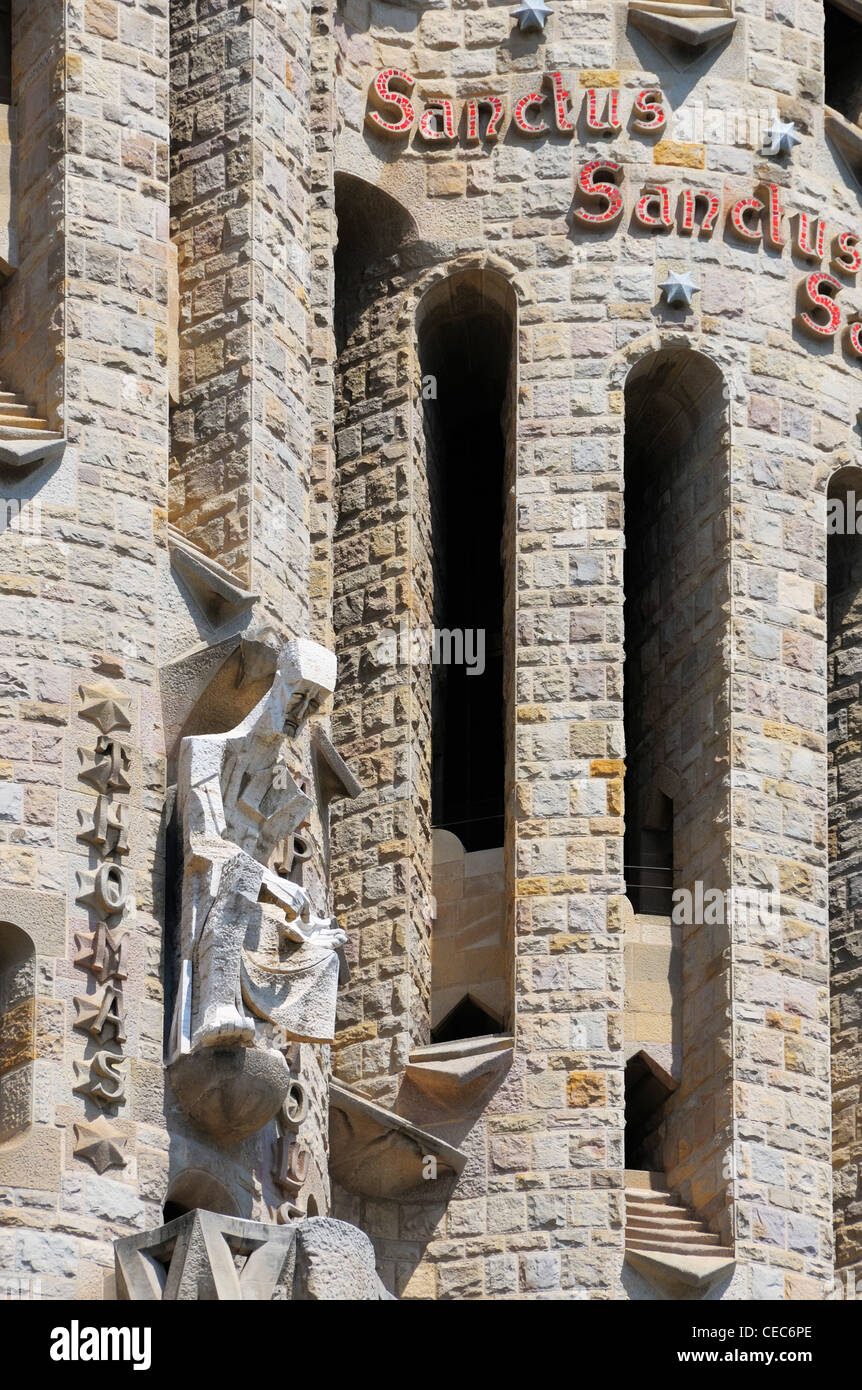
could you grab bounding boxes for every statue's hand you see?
[280,914,347,951]
[309,923,348,951]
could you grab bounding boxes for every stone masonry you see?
[0,0,860,1303]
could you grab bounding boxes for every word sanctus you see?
[367,69,667,140]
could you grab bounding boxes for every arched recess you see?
[330,228,519,1092]
[827,462,862,1281]
[333,173,418,355]
[330,174,427,1101]
[622,349,732,1233]
[824,1,862,127]
[0,922,35,1144]
[163,1168,240,1223]
[417,268,517,1042]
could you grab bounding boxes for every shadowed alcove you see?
[825,0,862,127]
[418,269,516,1041]
[827,463,862,1277]
[622,349,731,1210]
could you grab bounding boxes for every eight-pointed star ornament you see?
[511,0,552,32]
[659,270,699,308]
[762,118,802,158]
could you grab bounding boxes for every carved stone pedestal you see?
[115,1210,393,1301]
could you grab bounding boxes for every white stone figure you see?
[168,639,347,1062]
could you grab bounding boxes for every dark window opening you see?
[623,349,726,919]
[827,467,862,1272]
[0,2,10,108]
[420,278,512,853]
[624,1051,676,1170]
[625,791,674,916]
[825,2,862,127]
[431,994,502,1046]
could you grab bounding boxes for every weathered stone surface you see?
[293,1218,392,1300]
[0,0,854,1308]
[114,1211,391,1300]
[169,1048,292,1147]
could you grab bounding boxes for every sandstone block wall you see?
[0,0,172,1297]
[0,0,859,1302]
[325,0,849,1299]
[828,492,862,1282]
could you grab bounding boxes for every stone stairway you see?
[624,1170,734,1295]
[0,380,64,468]
[0,385,56,436]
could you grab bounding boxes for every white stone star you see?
[511,0,552,32]
[659,270,699,308]
[762,118,802,158]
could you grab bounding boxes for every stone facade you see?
[0,0,860,1302]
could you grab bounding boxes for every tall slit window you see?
[419,275,511,853]
[419,271,516,1042]
[622,349,730,1197]
[827,466,862,1275]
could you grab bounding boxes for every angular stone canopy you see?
[329,1082,467,1197]
[628,0,737,67]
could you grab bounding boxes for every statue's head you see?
[265,639,337,740]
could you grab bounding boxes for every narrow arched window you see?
[418,272,513,855]
[418,271,516,1043]
[0,922,35,1144]
[622,349,729,1202]
[827,465,862,1278]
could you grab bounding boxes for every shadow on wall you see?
[622,347,733,1241]
[334,173,418,353]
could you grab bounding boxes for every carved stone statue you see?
[167,639,348,1139]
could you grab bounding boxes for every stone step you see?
[0,424,62,440]
[624,1186,681,1204]
[628,1224,723,1246]
[0,377,56,436]
[627,1215,709,1234]
[626,1197,691,1219]
[623,1169,670,1193]
[0,414,49,430]
[626,1235,734,1256]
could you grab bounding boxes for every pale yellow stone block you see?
[578,70,620,87]
[653,141,706,169]
[427,162,466,198]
